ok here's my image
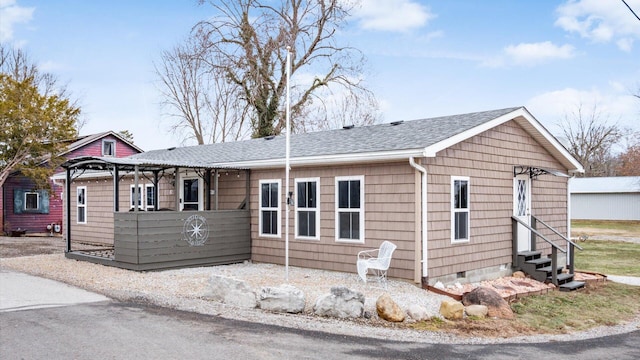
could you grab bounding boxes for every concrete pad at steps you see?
[0,269,109,312]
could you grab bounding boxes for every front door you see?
[181,177,202,211]
[513,174,531,252]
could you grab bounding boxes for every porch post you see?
[65,167,72,252]
[153,171,159,211]
[114,166,120,212]
[530,215,537,251]
[214,169,219,210]
[134,165,139,212]
[245,170,250,210]
[511,217,518,267]
[175,167,180,211]
[205,169,211,211]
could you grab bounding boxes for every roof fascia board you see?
[213,148,428,169]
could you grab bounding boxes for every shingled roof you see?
[63,107,583,173]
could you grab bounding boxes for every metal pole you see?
[285,46,291,282]
[65,167,72,252]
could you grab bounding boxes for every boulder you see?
[512,271,526,279]
[313,286,365,319]
[406,304,431,321]
[204,275,257,308]
[258,284,306,314]
[465,304,489,318]
[439,300,464,320]
[461,286,514,319]
[376,293,405,322]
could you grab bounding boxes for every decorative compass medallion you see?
[182,214,209,246]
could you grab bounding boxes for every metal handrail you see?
[511,216,566,253]
[532,215,583,251]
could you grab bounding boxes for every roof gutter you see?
[409,156,428,284]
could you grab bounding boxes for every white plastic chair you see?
[357,241,397,286]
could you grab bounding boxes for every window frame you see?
[102,139,116,157]
[451,176,470,243]
[259,179,281,238]
[77,186,87,224]
[334,175,365,243]
[295,177,320,240]
[130,184,143,210]
[24,191,40,211]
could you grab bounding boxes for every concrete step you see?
[536,265,563,274]
[526,257,552,268]
[547,273,574,285]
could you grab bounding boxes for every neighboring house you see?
[570,176,640,221]
[60,107,584,286]
[1,131,142,235]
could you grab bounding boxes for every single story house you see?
[1,131,141,235]
[570,176,640,221]
[58,106,584,286]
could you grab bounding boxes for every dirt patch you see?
[0,236,66,258]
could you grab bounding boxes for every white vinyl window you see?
[451,176,470,243]
[145,184,156,210]
[102,139,116,157]
[130,185,143,210]
[295,178,320,240]
[335,176,364,243]
[25,192,40,210]
[259,179,281,237]
[77,186,87,224]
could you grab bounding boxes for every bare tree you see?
[559,103,623,177]
[155,32,250,145]
[193,0,379,138]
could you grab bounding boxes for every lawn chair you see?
[357,241,397,287]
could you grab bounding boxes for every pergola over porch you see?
[60,156,251,270]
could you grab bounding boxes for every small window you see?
[259,179,281,237]
[295,178,319,240]
[145,184,156,210]
[451,176,470,242]
[335,176,364,243]
[130,185,143,209]
[102,139,116,157]
[77,186,87,224]
[24,192,39,210]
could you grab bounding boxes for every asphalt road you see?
[1,271,639,360]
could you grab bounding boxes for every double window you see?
[295,178,319,239]
[259,179,281,237]
[335,176,364,243]
[130,184,156,210]
[451,176,470,242]
[77,186,87,224]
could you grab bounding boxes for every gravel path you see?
[1,254,639,345]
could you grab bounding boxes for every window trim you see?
[77,186,87,224]
[295,177,320,241]
[259,179,281,238]
[102,139,116,157]
[451,176,470,243]
[130,184,143,210]
[24,191,40,211]
[334,175,365,244]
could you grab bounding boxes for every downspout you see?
[409,157,428,285]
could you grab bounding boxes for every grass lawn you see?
[571,220,640,238]
[574,240,640,277]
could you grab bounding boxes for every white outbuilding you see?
[570,176,640,221]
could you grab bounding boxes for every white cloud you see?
[352,0,435,32]
[0,0,34,42]
[555,0,640,51]
[481,41,576,68]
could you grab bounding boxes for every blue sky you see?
[2,0,639,151]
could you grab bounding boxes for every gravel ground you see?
[1,253,639,345]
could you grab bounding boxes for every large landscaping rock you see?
[465,304,489,318]
[376,293,405,322]
[258,284,305,313]
[205,275,257,308]
[439,299,464,320]
[461,286,514,319]
[406,304,432,321]
[313,286,364,319]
